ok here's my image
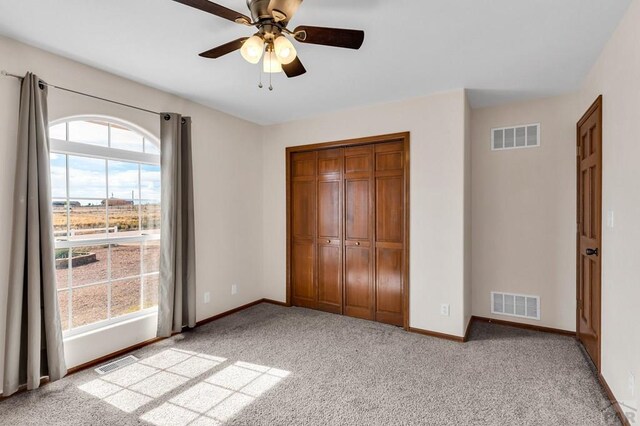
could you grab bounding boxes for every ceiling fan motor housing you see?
[247,0,276,22]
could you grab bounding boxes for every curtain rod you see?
[2,70,162,117]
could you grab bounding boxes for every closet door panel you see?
[376,176,403,242]
[344,246,372,317]
[292,180,315,238]
[345,180,370,240]
[291,151,317,308]
[318,181,340,238]
[374,142,405,326]
[317,148,343,313]
[292,241,316,306]
[344,145,374,320]
[375,248,403,325]
[318,245,341,312]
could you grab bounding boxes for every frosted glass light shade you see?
[274,36,297,65]
[241,36,264,64]
[263,51,283,73]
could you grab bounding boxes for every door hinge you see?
[577,299,583,310]
[577,145,582,157]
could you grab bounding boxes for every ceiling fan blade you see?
[268,0,303,23]
[294,25,364,50]
[173,0,251,24]
[199,37,248,58]
[283,56,307,78]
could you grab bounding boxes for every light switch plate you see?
[231,284,238,295]
[607,210,615,228]
[203,292,211,304]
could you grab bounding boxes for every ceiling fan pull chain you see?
[258,62,263,89]
[269,50,274,91]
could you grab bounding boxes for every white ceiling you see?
[0,0,632,125]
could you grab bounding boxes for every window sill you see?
[63,311,159,370]
[64,308,158,340]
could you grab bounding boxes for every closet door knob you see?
[356,242,361,246]
[326,240,331,243]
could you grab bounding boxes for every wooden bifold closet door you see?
[288,134,409,328]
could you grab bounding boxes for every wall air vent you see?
[492,123,540,151]
[94,355,139,375]
[491,292,540,320]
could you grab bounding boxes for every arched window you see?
[49,116,161,336]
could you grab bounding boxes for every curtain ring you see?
[163,114,171,121]
[181,118,186,125]
[38,81,45,90]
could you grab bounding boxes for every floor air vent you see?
[94,355,139,375]
[491,292,540,320]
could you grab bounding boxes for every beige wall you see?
[470,93,581,332]
[0,36,263,382]
[463,95,472,330]
[579,0,640,414]
[261,90,471,337]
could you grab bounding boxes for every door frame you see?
[576,95,603,371]
[285,132,411,330]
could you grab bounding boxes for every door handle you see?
[586,248,599,256]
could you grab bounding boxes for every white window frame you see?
[50,115,161,338]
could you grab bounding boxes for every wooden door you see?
[577,96,602,370]
[291,151,317,309]
[343,145,375,320]
[317,149,343,313]
[374,142,406,326]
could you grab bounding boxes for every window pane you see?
[108,161,139,200]
[72,284,108,328]
[144,138,161,155]
[143,240,160,274]
[55,248,70,289]
[50,123,67,141]
[141,164,160,201]
[141,164,160,232]
[69,199,107,238]
[71,245,108,286]
[111,243,141,279]
[50,153,67,198]
[58,290,70,331]
[141,202,161,233]
[108,161,140,233]
[68,120,108,147]
[143,274,159,309]
[68,156,106,199]
[108,202,139,233]
[112,279,141,318]
[52,200,69,240]
[111,124,143,152]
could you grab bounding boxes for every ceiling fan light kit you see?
[174,0,365,90]
[241,35,265,64]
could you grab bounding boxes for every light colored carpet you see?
[0,304,620,425]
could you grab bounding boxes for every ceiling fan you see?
[173,0,365,86]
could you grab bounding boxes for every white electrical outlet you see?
[203,292,211,304]
[231,284,238,295]
[440,304,450,317]
[629,372,636,397]
[607,210,615,228]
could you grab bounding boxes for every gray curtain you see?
[3,73,67,396]
[157,113,196,338]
